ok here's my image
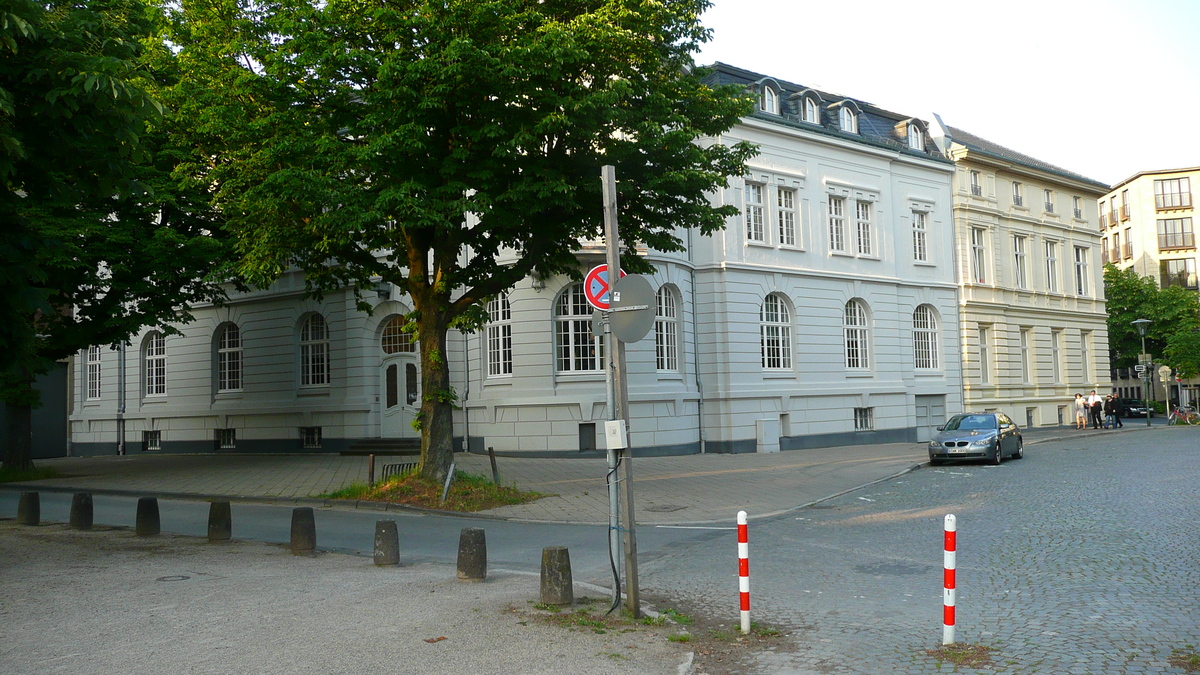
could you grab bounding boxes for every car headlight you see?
[971,437,994,447]
[929,441,941,448]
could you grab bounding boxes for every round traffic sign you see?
[584,265,626,311]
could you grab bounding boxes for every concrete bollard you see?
[290,507,316,555]
[540,546,574,606]
[70,492,94,530]
[136,497,160,536]
[373,520,400,566]
[208,501,232,542]
[456,527,487,582]
[16,492,39,526]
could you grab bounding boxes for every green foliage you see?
[1104,263,1200,369]
[1165,329,1200,379]
[0,465,59,483]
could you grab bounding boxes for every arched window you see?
[555,284,604,372]
[655,286,679,372]
[300,314,330,386]
[760,87,778,114]
[908,124,925,150]
[804,97,819,124]
[381,316,416,354]
[760,294,792,370]
[913,305,939,369]
[217,324,242,392]
[843,300,869,369]
[486,295,512,377]
[145,332,166,396]
[840,107,858,133]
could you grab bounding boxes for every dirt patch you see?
[319,470,548,511]
[924,643,995,669]
[632,594,794,675]
[1170,647,1200,673]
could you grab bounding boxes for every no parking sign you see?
[583,265,626,311]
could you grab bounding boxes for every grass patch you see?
[0,466,59,484]
[667,633,691,643]
[750,621,780,637]
[1170,647,1200,672]
[925,643,995,669]
[318,470,546,511]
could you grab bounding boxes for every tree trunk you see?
[417,318,454,484]
[3,402,34,471]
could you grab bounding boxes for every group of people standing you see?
[1074,391,1124,430]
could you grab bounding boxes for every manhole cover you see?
[644,505,686,513]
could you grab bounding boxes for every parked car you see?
[928,412,1024,466]
[1119,398,1153,418]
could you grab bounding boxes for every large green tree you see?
[167,0,755,481]
[1103,263,1200,371]
[1,0,226,469]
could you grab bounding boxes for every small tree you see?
[168,0,756,481]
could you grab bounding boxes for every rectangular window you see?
[1011,181,1023,207]
[912,211,928,262]
[1123,228,1133,259]
[143,430,161,451]
[1045,241,1060,292]
[776,187,797,246]
[829,196,846,252]
[146,334,166,396]
[1120,189,1129,220]
[978,325,991,384]
[853,407,874,431]
[971,228,987,283]
[215,428,236,450]
[1074,246,1090,296]
[217,326,242,392]
[1013,235,1028,289]
[1051,329,1063,383]
[1020,329,1032,383]
[1154,177,1192,210]
[969,170,981,196]
[1081,331,1092,383]
[1157,217,1195,250]
[1111,232,1120,264]
[855,201,872,256]
[1073,195,1083,219]
[745,183,765,242]
[87,346,101,400]
[1161,258,1198,289]
[1044,189,1055,213]
[1100,201,1108,229]
[1102,237,1109,264]
[300,426,322,449]
[486,298,513,377]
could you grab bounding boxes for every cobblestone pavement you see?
[639,427,1200,674]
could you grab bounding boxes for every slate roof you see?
[700,62,949,164]
[941,125,1109,191]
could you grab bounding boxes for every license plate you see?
[949,446,967,453]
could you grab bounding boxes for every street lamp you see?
[1133,318,1152,427]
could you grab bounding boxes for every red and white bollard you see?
[737,510,750,634]
[942,514,957,645]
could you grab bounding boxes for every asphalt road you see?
[640,427,1200,674]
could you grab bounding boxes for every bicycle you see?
[1167,406,1200,426]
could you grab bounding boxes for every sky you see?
[694,0,1200,187]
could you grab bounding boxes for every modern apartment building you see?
[929,118,1112,427]
[68,63,963,456]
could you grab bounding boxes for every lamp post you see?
[1133,318,1152,427]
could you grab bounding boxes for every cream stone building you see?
[929,118,1112,427]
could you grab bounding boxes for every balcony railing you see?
[1156,194,1193,210]
[971,184,982,196]
[1045,202,1055,213]
[1110,209,1119,224]
[1120,205,1129,220]
[1102,249,1110,264]
[1110,247,1119,262]
[1076,208,1083,219]
[1159,232,1196,250]
[1123,242,1133,259]
[1099,213,1108,228]
[1013,195,1023,207]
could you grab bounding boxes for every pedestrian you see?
[1074,393,1087,430]
[1088,390,1104,429]
[1106,393,1124,428]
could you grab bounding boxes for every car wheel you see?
[991,442,1003,465]
[1014,438,1024,459]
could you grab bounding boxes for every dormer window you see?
[840,107,858,133]
[759,86,779,115]
[907,125,924,150]
[803,97,819,123]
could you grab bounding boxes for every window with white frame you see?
[969,170,981,196]
[759,86,778,114]
[217,324,242,392]
[855,201,873,256]
[1081,330,1092,382]
[853,407,874,431]
[978,325,991,384]
[907,124,924,150]
[1073,195,1083,219]
[145,332,166,396]
[970,228,987,283]
[1074,246,1090,296]
[913,305,938,369]
[777,187,797,246]
[839,106,857,133]
[215,428,236,450]
[1154,177,1192,209]
[1045,240,1060,292]
[655,287,679,372]
[556,283,604,372]
[745,182,765,243]
[300,314,330,386]
[760,294,792,370]
[1020,328,1032,383]
[87,346,101,400]
[803,97,819,124]
[1011,181,1024,206]
[843,300,869,369]
[1044,189,1055,213]
[143,429,162,451]
[829,196,847,252]
[1051,329,1063,382]
[912,211,928,262]
[301,426,322,449]
[486,295,512,377]
[381,316,416,354]
[1013,235,1028,289]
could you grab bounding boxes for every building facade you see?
[1101,167,1200,406]
[69,63,963,456]
[929,119,1112,427]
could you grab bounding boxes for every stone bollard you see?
[540,546,574,606]
[208,501,232,542]
[373,520,400,566]
[456,527,487,582]
[70,492,94,530]
[16,492,39,526]
[136,497,160,536]
[290,507,316,555]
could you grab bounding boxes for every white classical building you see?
[69,63,963,457]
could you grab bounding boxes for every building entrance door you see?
[380,355,419,438]
[915,394,946,443]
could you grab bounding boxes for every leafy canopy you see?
[1103,263,1200,371]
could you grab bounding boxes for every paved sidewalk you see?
[8,423,1156,525]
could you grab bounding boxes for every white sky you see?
[695,0,1200,187]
